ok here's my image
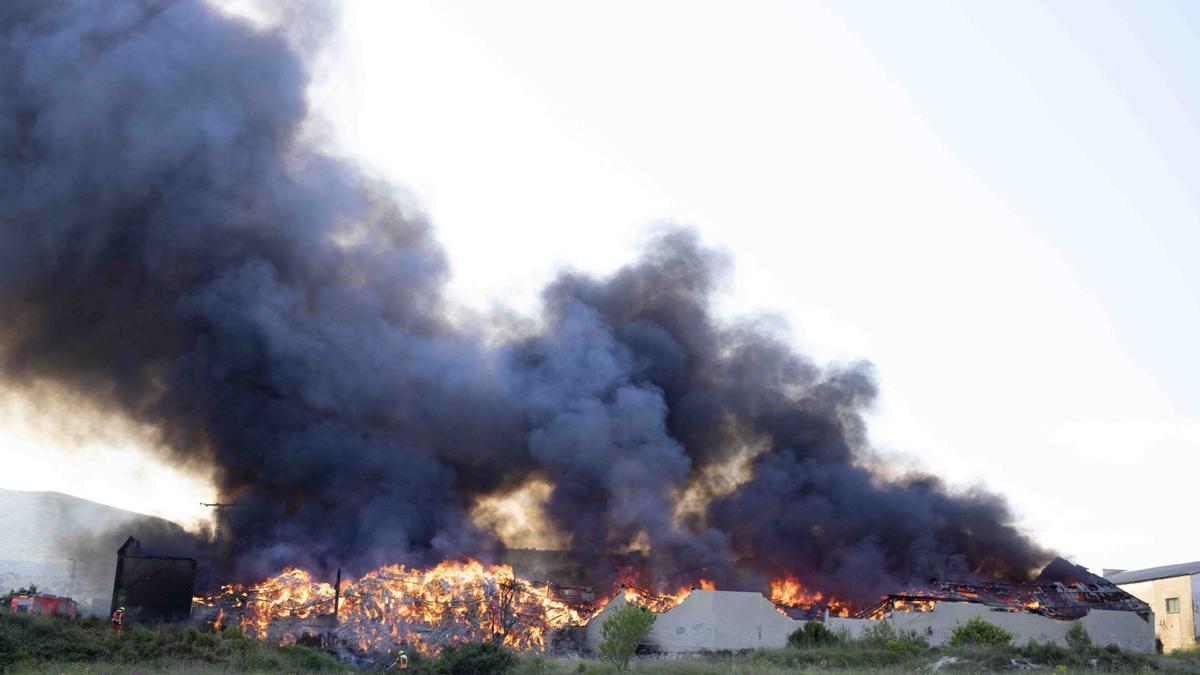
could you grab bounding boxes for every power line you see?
[199,502,238,543]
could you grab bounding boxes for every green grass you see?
[0,612,348,673]
[6,611,1200,674]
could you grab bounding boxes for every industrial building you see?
[1106,561,1200,653]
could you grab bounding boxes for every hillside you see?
[0,488,187,615]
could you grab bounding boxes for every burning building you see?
[188,555,1157,657]
[862,558,1152,622]
[577,558,1155,654]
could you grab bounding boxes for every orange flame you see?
[768,575,850,617]
[194,559,591,654]
[770,575,822,607]
[199,562,880,655]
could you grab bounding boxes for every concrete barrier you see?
[585,590,803,653]
[583,592,1156,654]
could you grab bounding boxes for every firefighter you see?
[110,606,125,634]
[385,647,408,670]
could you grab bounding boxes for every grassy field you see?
[5,611,1200,673]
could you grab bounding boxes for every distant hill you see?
[0,488,186,615]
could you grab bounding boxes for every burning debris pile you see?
[193,560,596,655]
[192,561,730,655]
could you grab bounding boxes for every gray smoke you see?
[0,0,1049,601]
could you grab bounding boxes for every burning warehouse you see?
[573,558,1155,655]
[187,555,1156,658]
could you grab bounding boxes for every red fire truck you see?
[9,594,78,619]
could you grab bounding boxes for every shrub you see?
[947,617,1012,647]
[787,621,841,648]
[1065,622,1091,651]
[0,610,346,672]
[851,621,927,657]
[598,603,656,671]
[518,654,551,674]
[858,620,897,646]
[1020,639,1068,664]
[435,641,517,675]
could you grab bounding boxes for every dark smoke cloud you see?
[0,0,1050,596]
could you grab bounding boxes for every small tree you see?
[947,617,1012,647]
[1065,622,1092,651]
[599,603,656,671]
[434,641,517,675]
[787,621,841,648]
[860,620,928,655]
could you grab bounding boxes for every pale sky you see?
[2,0,1197,575]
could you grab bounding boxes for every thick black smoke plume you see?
[0,0,1049,601]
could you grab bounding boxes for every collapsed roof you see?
[864,557,1151,620]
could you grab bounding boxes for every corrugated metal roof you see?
[1105,561,1200,585]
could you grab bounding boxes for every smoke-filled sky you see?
[2,0,1197,580]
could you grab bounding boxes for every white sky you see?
[2,0,1197,575]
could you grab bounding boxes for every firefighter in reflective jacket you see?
[386,648,408,670]
[110,607,125,634]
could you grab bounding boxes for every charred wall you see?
[110,537,196,623]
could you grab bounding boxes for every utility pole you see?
[200,502,238,543]
[65,558,79,599]
[333,568,342,622]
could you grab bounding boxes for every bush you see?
[1020,638,1069,664]
[787,621,841,649]
[434,641,517,675]
[858,620,897,647]
[0,611,346,671]
[1065,622,1091,651]
[857,620,928,656]
[517,654,551,674]
[947,617,1012,647]
[598,603,656,671]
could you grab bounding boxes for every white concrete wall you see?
[583,594,1155,654]
[585,590,803,653]
[1081,609,1158,653]
[882,602,1154,654]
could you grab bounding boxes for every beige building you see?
[1106,561,1200,652]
